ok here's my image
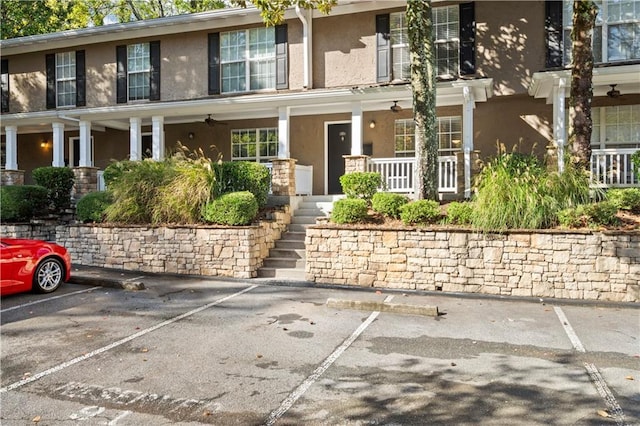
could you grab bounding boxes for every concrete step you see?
[280,231,306,241]
[262,257,306,269]
[298,201,336,215]
[269,248,305,259]
[295,208,326,217]
[257,267,307,280]
[291,216,318,225]
[274,239,305,250]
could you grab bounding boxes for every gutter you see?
[296,5,313,89]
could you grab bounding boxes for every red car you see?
[0,238,71,296]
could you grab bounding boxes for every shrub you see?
[331,198,369,224]
[557,206,589,228]
[446,201,474,225]
[584,201,619,226]
[0,185,49,222]
[400,200,441,225]
[213,161,270,208]
[632,150,640,180]
[32,166,74,211]
[371,192,409,219]
[105,158,176,224]
[76,191,113,223]
[606,188,640,213]
[339,172,381,204]
[202,191,258,225]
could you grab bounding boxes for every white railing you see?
[265,163,314,195]
[97,170,105,191]
[367,156,458,194]
[590,148,638,188]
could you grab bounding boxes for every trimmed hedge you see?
[76,191,113,223]
[340,172,381,204]
[607,188,640,213]
[372,192,409,219]
[213,162,270,208]
[0,185,49,222]
[400,200,441,225]
[32,166,74,211]
[202,191,258,225]
[446,201,474,225]
[331,198,369,224]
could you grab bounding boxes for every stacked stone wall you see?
[305,226,639,302]
[54,209,290,279]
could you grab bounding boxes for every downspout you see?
[296,5,313,89]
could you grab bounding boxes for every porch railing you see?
[367,156,457,195]
[590,148,638,188]
[264,163,313,196]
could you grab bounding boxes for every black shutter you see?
[275,24,288,90]
[376,14,391,83]
[46,53,56,109]
[149,41,161,100]
[1,59,8,113]
[459,2,476,75]
[75,50,86,107]
[208,33,221,95]
[545,1,563,68]
[116,45,127,103]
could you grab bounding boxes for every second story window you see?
[127,43,150,101]
[1,59,8,113]
[377,3,474,83]
[231,128,278,162]
[562,0,640,64]
[221,28,276,93]
[116,41,160,103]
[45,50,85,110]
[56,52,76,107]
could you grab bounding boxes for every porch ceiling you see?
[1,79,493,134]
[529,63,640,103]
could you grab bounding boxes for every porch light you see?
[369,120,376,129]
[188,132,195,140]
[40,140,50,149]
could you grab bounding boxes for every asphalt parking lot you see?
[1,269,639,425]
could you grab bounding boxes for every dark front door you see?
[327,123,351,194]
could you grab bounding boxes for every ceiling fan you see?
[204,114,227,127]
[390,100,403,113]
[607,84,621,98]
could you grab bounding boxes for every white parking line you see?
[0,287,100,313]
[554,306,626,425]
[264,295,395,426]
[0,285,258,394]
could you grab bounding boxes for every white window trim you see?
[56,51,76,108]
[221,27,276,94]
[127,43,150,101]
[394,116,463,157]
[68,136,94,167]
[231,127,279,162]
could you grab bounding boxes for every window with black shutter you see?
[1,59,9,113]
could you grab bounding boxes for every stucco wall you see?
[306,226,640,303]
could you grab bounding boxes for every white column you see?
[129,117,142,161]
[278,106,290,159]
[151,116,165,161]
[79,120,92,167]
[462,86,475,199]
[5,125,18,170]
[553,77,567,173]
[52,122,65,167]
[350,103,363,156]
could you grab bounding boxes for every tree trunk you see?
[407,0,438,200]
[569,0,597,169]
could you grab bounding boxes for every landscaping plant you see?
[202,191,258,225]
[446,201,474,225]
[371,192,409,219]
[0,185,49,222]
[606,188,640,213]
[400,199,441,225]
[32,166,75,212]
[331,198,369,224]
[213,161,270,208]
[76,191,113,223]
[339,172,381,204]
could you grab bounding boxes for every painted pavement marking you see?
[263,295,395,426]
[0,285,258,393]
[0,286,100,314]
[554,306,626,425]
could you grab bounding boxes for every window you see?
[128,43,150,101]
[394,117,463,157]
[389,6,460,80]
[116,42,159,103]
[563,0,640,64]
[56,52,76,107]
[590,105,640,147]
[231,128,278,162]
[221,28,275,93]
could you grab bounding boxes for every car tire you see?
[33,258,64,293]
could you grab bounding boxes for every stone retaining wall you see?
[0,224,57,241]
[305,226,640,302]
[55,209,290,279]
